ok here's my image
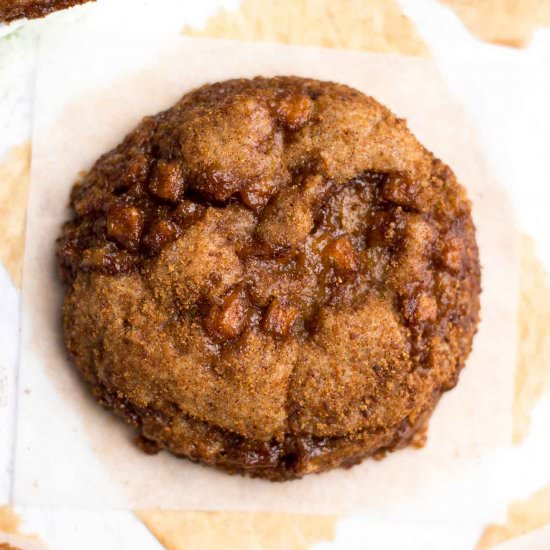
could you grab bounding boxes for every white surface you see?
[0,21,24,39]
[0,0,549,548]
[0,264,20,504]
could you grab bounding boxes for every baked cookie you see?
[58,77,480,480]
[0,0,93,23]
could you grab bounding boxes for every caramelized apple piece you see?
[323,236,359,273]
[277,93,313,130]
[262,298,299,337]
[205,290,249,340]
[148,160,185,202]
[106,205,144,250]
[143,219,180,253]
[79,245,134,275]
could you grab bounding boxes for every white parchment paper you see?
[14,30,518,517]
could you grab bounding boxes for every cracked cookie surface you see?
[58,77,480,480]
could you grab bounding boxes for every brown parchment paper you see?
[512,236,550,445]
[477,479,550,549]
[14,31,518,517]
[441,0,550,48]
[0,144,31,288]
[183,0,429,56]
[137,510,336,550]
[0,506,42,550]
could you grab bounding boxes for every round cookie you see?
[57,77,480,480]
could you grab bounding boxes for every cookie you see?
[58,77,480,480]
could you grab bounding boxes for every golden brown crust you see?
[0,0,94,23]
[58,77,480,480]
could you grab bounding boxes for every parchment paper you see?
[14,30,518,517]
